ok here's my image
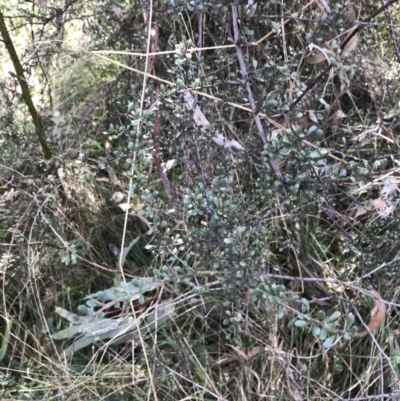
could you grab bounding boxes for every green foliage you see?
[61,238,86,266]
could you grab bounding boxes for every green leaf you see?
[295,320,309,328]
[77,305,88,315]
[319,98,330,111]
[319,328,327,340]
[343,333,351,341]
[323,335,336,348]
[86,299,99,308]
[309,149,328,158]
[277,305,285,319]
[312,325,321,336]
[59,317,140,358]
[61,335,96,358]
[323,322,335,333]
[326,311,341,323]
[346,313,355,327]
[301,298,310,312]
[307,125,317,135]
[384,109,400,120]
[120,236,141,266]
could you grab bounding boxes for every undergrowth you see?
[1,0,400,400]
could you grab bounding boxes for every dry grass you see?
[2,1,400,400]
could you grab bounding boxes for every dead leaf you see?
[354,205,368,219]
[268,129,282,141]
[118,203,131,212]
[306,51,328,65]
[0,188,19,202]
[246,0,257,17]
[212,133,244,150]
[373,197,395,219]
[343,5,357,22]
[315,0,331,13]
[381,177,399,199]
[161,159,178,173]
[184,91,210,127]
[342,33,358,54]
[308,110,319,124]
[184,90,244,150]
[392,330,400,356]
[229,345,250,361]
[329,110,347,127]
[356,289,386,338]
[107,166,121,186]
[247,346,264,358]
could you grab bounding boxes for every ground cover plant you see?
[1,0,400,399]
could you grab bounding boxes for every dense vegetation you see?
[1,0,400,399]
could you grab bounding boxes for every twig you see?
[145,24,173,199]
[355,255,400,281]
[231,5,284,183]
[295,257,331,296]
[152,95,173,198]
[382,0,400,63]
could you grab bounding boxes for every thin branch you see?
[0,12,51,159]
[231,5,284,182]
[148,24,173,199]
[382,1,400,63]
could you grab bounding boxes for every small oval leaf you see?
[346,313,355,328]
[312,325,321,336]
[323,335,336,348]
[295,320,309,328]
[326,311,341,323]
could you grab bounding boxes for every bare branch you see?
[231,5,284,182]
